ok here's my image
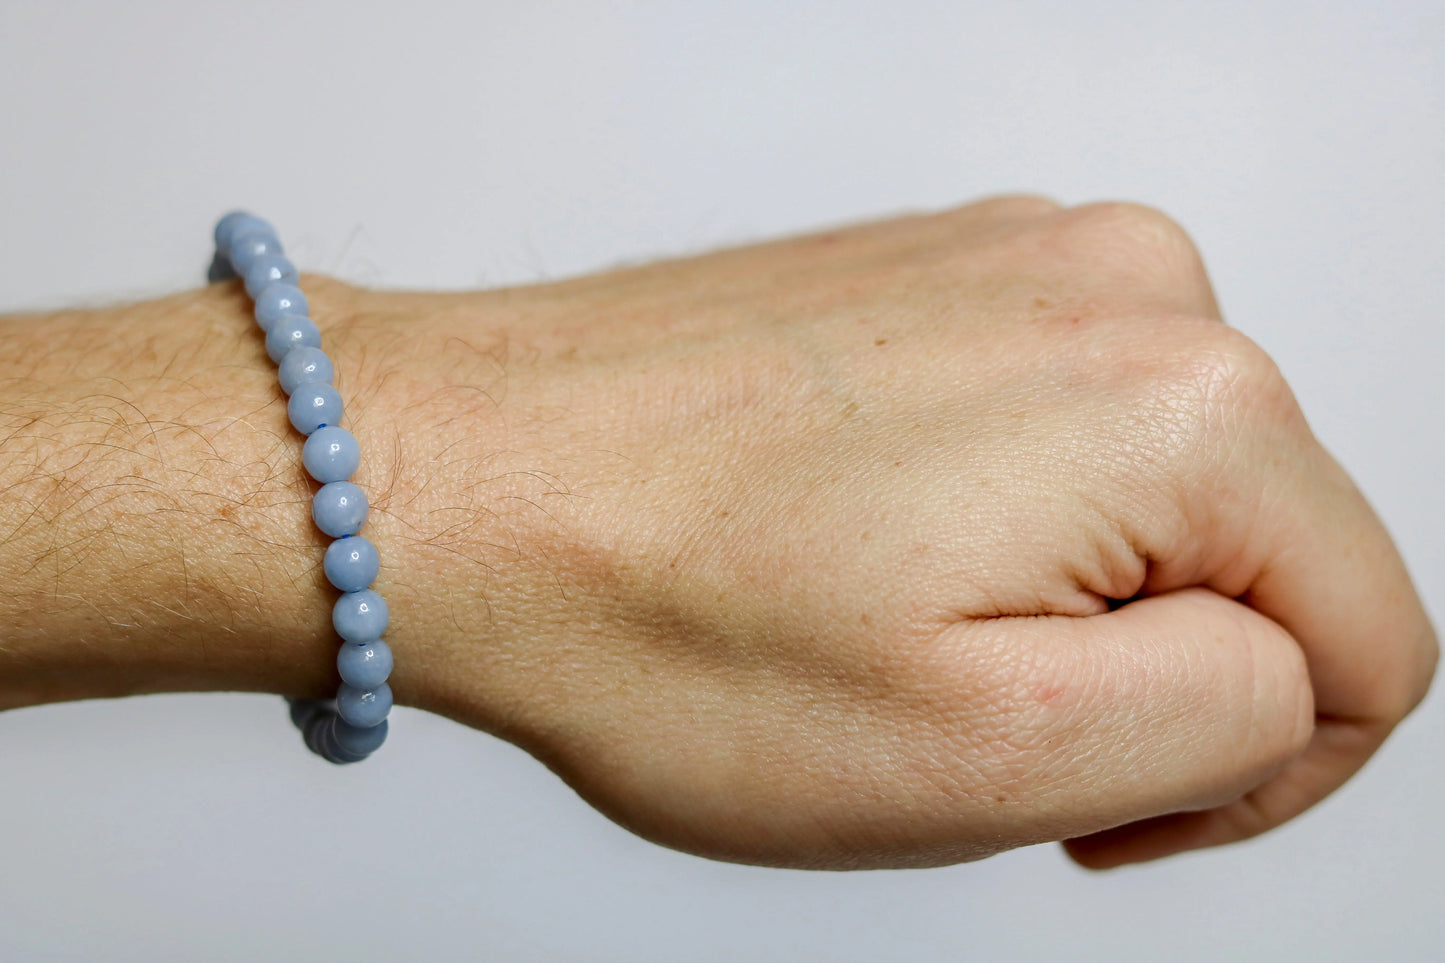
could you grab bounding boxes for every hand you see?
[1,198,1433,870]
[376,197,1435,869]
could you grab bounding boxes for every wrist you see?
[0,276,626,756]
[0,282,354,708]
[333,286,586,741]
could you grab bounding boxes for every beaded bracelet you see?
[212,212,392,764]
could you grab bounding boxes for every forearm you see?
[0,281,550,720]
[0,285,330,707]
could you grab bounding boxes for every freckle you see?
[874,338,887,346]
[860,613,871,627]
[717,510,730,518]
[1033,297,1050,309]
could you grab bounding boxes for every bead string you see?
[213,212,392,764]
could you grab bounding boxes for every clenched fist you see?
[0,197,1433,870]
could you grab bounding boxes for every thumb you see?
[959,587,1314,845]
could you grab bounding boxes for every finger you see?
[1069,441,1437,868]
[1064,715,1379,868]
[947,587,1313,843]
[1031,202,1225,320]
[1240,445,1436,749]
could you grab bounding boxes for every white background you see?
[1,2,1441,960]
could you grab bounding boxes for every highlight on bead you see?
[214,211,391,764]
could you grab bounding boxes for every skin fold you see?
[0,197,1434,870]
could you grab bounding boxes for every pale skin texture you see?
[0,198,1434,870]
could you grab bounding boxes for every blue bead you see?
[215,212,272,253]
[338,639,393,690]
[287,697,327,731]
[214,211,251,249]
[278,346,334,395]
[265,314,322,363]
[313,481,368,537]
[336,682,392,728]
[230,232,283,276]
[324,535,380,592]
[302,425,360,483]
[331,717,388,755]
[288,383,344,435]
[302,712,329,755]
[244,253,299,298]
[255,283,309,331]
[305,712,365,763]
[207,251,238,284]
[333,588,389,642]
[320,717,370,763]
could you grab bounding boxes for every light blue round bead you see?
[287,697,326,731]
[313,481,367,537]
[302,712,330,756]
[265,314,322,363]
[222,211,395,763]
[323,535,380,592]
[215,212,272,253]
[306,713,366,763]
[255,283,309,331]
[244,252,299,298]
[331,717,388,756]
[288,383,344,435]
[333,588,389,642]
[302,425,360,483]
[336,682,392,729]
[214,211,251,249]
[278,346,333,395]
[207,251,237,284]
[320,717,368,763]
[230,232,283,276]
[338,639,393,690]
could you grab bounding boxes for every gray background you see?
[1,1,1441,960]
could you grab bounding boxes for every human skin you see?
[0,197,1434,870]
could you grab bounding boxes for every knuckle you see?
[967,194,1064,220]
[1388,624,1437,722]
[1130,324,1303,473]
[1054,202,1215,306]
[929,195,1065,243]
[1411,630,1439,712]
[1065,201,1201,258]
[1189,326,1297,419]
